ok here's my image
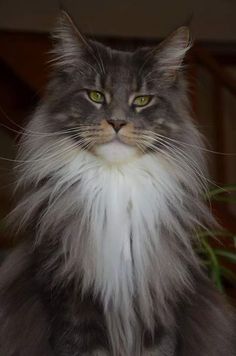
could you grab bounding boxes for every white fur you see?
[13,134,206,353]
[94,140,138,163]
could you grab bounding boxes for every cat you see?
[0,10,235,356]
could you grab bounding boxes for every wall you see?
[0,131,15,220]
[0,0,236,41]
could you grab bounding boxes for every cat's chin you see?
[93,140,139,164]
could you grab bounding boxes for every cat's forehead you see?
[88,41,149,91]
[90,41,141,68]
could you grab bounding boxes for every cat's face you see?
[46,13,191,163]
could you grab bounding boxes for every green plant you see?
[198,185,236,292]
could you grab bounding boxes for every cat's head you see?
[43,11,192,164]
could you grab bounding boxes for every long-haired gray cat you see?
[0,11,235,356]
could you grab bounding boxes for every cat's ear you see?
[155,26,191,81]
[51,10,90,69]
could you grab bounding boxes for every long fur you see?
[7,118,217,354]
[0,15,235,355]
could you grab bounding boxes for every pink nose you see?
[106,119,127,133]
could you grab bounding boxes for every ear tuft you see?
[50,10,87,69]
[156,26,191,79]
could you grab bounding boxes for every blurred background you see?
[0,0,236,299]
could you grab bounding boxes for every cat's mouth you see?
[71,120,147,163]
[91,120,141,163]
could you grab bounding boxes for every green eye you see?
[133,95,152,107]
[88,90,105,104]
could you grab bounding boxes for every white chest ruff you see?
[56,151,187,316]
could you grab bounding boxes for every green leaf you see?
[211,196,236,203]
[196,230,235,239]
[213,249,236,263]
[200,238,224,292]
[207,184,236,198]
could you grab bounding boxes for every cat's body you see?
[0,243,234,355]
[0,12,235,355]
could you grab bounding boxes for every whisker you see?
[13,133,91,166]
[140,132,219,187]
[143,130,236,156]
[137,136,209,197]
[146,133,225,193]
[0,106,99,138]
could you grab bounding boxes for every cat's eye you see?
[88,90,105,104]
[132,95,152,107]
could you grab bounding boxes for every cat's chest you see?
[56,154,182,311]
[79,166,161,247]
[76,166,167,303]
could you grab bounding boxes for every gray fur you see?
[0,12,235,356]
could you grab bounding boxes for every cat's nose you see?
[106,119,127,133]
